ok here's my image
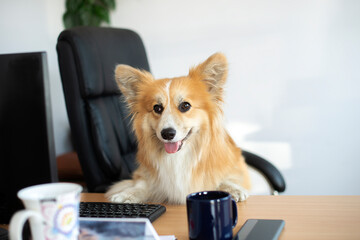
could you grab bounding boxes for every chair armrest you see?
[242,150,286,193]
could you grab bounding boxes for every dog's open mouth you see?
[163,129,192,154]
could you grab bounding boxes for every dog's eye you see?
[153,104,164,114]
[179,102,191,113]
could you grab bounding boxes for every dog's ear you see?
[115,64,153,105]
[189,52,228,98]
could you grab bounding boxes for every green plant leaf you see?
[63,12,72,29]
[63,12,82,28]
[85,0,96,5]
[65,0,83,12]
[92,4,110,23]
[79,7,93,25]
[63,0,116,28]
[99,0,116,10]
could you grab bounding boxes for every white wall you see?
[1,0,359,195]
[0,0,73,154]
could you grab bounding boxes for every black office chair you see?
[56,26,286,194]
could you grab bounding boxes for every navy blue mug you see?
[186,191,238,240]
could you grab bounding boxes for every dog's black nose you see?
[161,128,176,140]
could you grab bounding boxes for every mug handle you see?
[9,210,43,240]
[231,199,238,228]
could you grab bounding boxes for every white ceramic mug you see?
[9,183,82,240]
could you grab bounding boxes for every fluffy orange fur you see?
[106,53,250,204]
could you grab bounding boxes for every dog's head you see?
[115,53,228,154]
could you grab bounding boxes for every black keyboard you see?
[79,202,166,222]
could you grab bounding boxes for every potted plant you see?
[63,0,116,28]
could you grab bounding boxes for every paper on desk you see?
[159,236,176,240]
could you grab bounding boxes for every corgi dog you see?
[106,53,251,204]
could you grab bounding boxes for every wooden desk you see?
[81,194,360,240]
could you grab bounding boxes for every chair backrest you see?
[56,27,150,192]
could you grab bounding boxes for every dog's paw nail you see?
[238,191,249,201]
[230,189,249,202]
[109,193,125,202]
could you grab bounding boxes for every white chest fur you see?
[150,148,197,204]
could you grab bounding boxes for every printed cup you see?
[9,182,82,240]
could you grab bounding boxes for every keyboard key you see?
[79,202,166,222]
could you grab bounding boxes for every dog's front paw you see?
[109,193,140,203]
[229,188,249,202]
[219,183,249,202]
[107,188,145,203]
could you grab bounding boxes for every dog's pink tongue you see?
[164,141,181,154]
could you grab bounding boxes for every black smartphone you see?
[233,219,285,240]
